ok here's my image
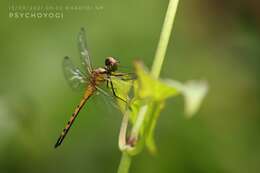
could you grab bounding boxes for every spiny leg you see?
[107,77,127,103]
[106,80,109,88]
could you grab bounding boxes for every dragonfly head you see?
[105,57,119,72]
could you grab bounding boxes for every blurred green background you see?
[0,0,259,172]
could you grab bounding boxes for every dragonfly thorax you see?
[105,57,118,72]
[91,67,107,85]
[94,67,107,74]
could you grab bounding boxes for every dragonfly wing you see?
[95,86,122,112]
[101,75,135,112]
[111,72,137,81]
[63,56,88,90]
[110,75,135,99]
[78,28,93,74]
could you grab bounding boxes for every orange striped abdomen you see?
[54,84,97,148]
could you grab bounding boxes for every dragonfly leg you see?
[109,79,127,103]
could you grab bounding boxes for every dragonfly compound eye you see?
[105,57,118,71]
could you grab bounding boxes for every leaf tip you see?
[183,80,209,118]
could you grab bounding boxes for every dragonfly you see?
[54,28,135,148]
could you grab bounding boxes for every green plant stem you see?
[130,104,148,138]
[117,152,132,173]
[117,0,180,172]
[151,0,179,78]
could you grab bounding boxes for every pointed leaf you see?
[134,61,180,101]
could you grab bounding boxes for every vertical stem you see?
[117,152,132,173]
[117,0,180,172]
[130,104,148,138]
[151,0,179,78]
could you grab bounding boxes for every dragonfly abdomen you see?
[54,85,96,148]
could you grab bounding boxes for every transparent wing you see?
[110,75,135,99]
[109,75,136,112]
[111,72,137,81]
[78,28,93,74]
[95,86,122,112]
[63,56,88,90]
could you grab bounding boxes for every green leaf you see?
[182,81,208,118]
[134,61,180,101]
[145,101,165,154]
[116,61,208,158]
[166,80,208,118]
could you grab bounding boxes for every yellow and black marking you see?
[54,85,96,148]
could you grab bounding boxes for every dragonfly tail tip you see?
[54,137,62,149]
[54,143,59,148]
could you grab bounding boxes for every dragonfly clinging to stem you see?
[54,28,135,148]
